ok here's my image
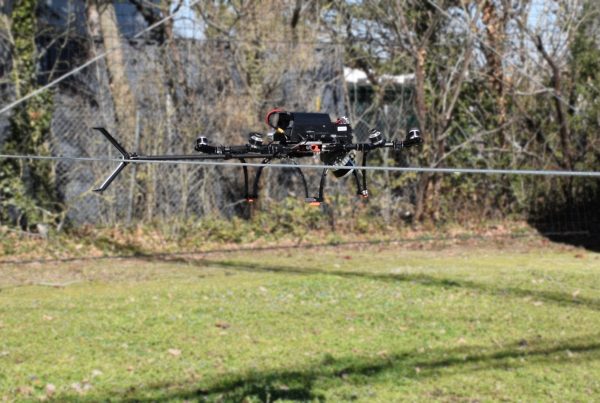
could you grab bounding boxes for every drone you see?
[94,109,423,204]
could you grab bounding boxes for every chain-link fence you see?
[1,27,421,226]
[1,3,598,239]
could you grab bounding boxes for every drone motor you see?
[248,132,263,149]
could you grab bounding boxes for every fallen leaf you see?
[168,348,182,357]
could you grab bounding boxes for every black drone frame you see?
[93,125,422,205]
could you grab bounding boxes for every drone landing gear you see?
[244,158,271,203]
[306,151,371,206]
[291,160,310,200]
[243,158,310,203]
[305,168,328,205]
[241,152,371,206]
[352,169,368,199]
[239,158,252,202]
[358,151,369,199]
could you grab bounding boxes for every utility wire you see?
[0,0,202,117]
[1,153,599,178]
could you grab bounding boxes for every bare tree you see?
[89,0,137,134]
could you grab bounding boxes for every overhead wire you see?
[0,0,203,116]
[1,2,597,180]
[1,153,598,178]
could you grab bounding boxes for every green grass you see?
[1,240,600,401]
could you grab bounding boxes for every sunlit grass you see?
[1,242,599,401]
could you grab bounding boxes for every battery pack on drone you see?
[268,111,353,144]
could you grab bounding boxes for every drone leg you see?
[352,168,364,196]
[239,158,250,202]
[361,151,369,199]
[290,160,310,199]
[250,158,271,201]
[318,169,328,202]
[305,168,327,205]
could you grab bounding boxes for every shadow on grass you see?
[0,232,535,266]
[59,333,600,402]
[541,233,600,253]
[158,257,600,313]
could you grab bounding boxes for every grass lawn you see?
[1,237,600,401]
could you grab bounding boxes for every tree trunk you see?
[482,0,508,146]
[95,0,136,134]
